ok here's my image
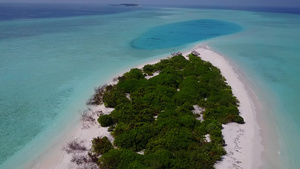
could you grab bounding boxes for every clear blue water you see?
[131,19,242,49]
[206,10,300,168]
[1,4,300,169]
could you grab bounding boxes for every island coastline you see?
[193,45,263,169]
[30,44,263,169]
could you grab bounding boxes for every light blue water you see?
[0,6,242,168]
[1,5,300,169]
[206,11,300,168]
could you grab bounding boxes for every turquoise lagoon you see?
[0,5,300,169]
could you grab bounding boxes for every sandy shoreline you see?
[31,44,263,169]
[193,45,263,169]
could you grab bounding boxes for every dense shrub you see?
[90,52,244,169]
[114,123,155,151]
[124,68,145,80]
[98,115,114,127]
[143,64,155,75]
[118,78,148,93]
[99,149,145,169]
[103,86,129,108]
[91,136,113,155]
[144,149,174,168]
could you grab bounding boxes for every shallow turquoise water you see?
[207,11,300,168]
[1,6,300,169]
[0,8,242,168]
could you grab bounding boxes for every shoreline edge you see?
[30,43,263,169]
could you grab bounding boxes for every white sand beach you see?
[30,44,263,169]
[192,45,263,169]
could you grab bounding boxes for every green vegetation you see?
[98,115,114,127]
[90,53,244,168]
[91,136,114,155]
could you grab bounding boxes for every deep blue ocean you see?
[1,3,300,169]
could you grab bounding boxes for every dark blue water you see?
[150,4,300,15]
[131,19,242,49]
[227,6,300,14]
[0,3,141,21]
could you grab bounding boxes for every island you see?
[120,4,139,7]
[75,52,245,168]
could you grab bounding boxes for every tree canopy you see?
[90,53,244,169]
